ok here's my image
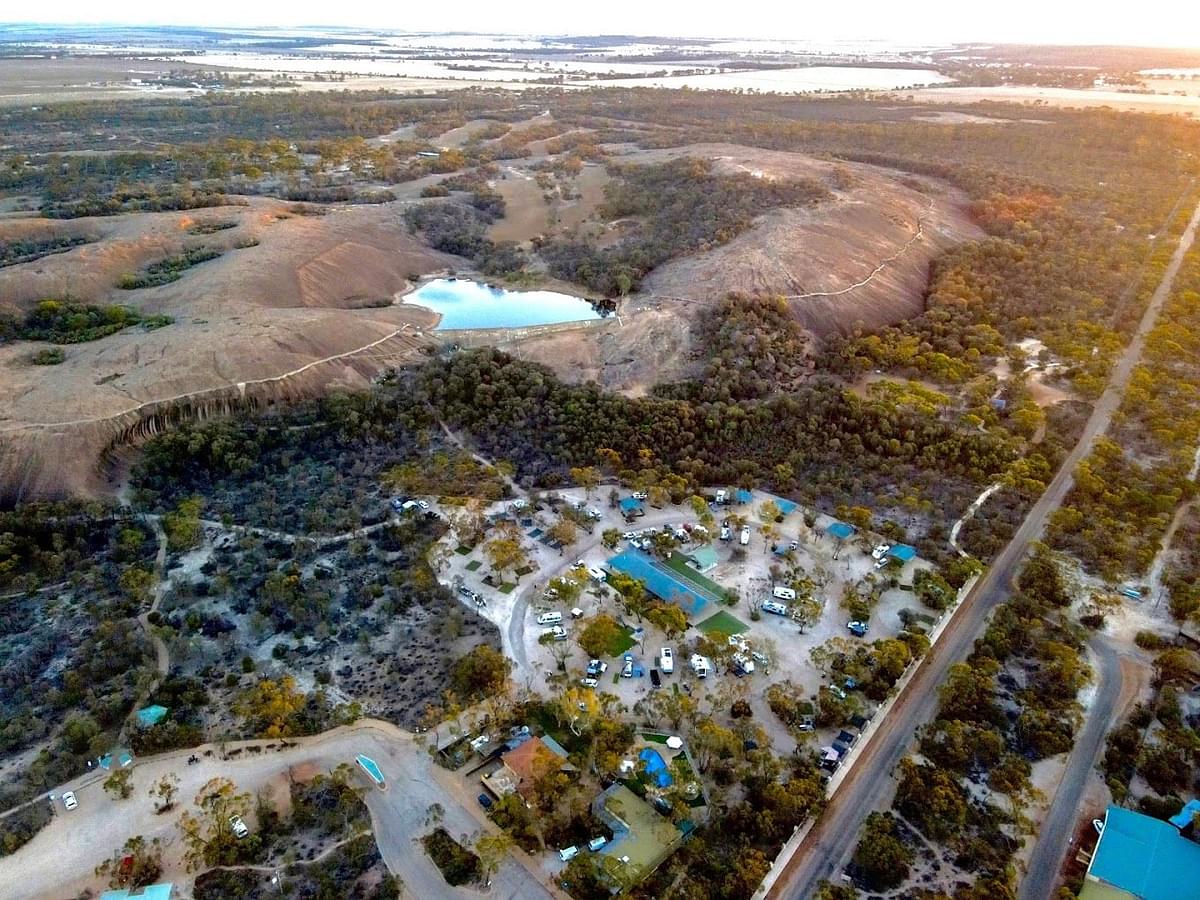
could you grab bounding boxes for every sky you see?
[3,0,1199,48]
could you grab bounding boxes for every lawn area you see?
[455,545,472,555]
[696,610,749,637]
[465,560,481,572]
[665,553,728,600]
[515,565,534,577]
[605,626,637,657]
[498,582,517,594]
[642,732,670,745]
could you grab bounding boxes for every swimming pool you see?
[639,747,674,788]
[404,278,604,330]
[356,754,385,786]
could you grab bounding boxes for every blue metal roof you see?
[608,550,710,617]
[100,885,173,900]
[1169,798,1200,830]
[735,489,753,504]
[828,522,855,540]
[1089,805,1200,900]
[775,499,798,516]
[619,497,644,512]
[887,544,917,562]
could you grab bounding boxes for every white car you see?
[871,543,890,561]
[559,846,580,862]
[229,814,249,839]
[417,500,431,511]
[537,611,563,626]
[581,677,599,688]
[62,791,77,811]
[632,491,648,500]
[739,527,750,546]
[621,655,634,678]
[659,647,674,673]
[727,634,750,653]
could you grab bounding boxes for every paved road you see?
[768,197,1200,899]
[0,721,558,900]
[1019,637,1122,900]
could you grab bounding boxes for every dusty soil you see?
[625,143,982,337]
[0,197,453,501]
[505,143,980,393]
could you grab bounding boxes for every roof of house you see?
[688,546,719,573]
[495,736,571,800]
[592,784,683,890]
[100,885,173,900]
[135,705,169,728]
[1086,805,1200,900]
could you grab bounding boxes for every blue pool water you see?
[639,747,674,788]
[356,754,385,785]
[404,278,603,331]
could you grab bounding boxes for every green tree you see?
[852,812,913,891]
[149,773,180,813]
[95,835,162,889]
[450,644,512,700]
[601,527,621,550]
[178,777,257,870]
[103,768,134,800]
[578,615,625,659]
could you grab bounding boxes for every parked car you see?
[739,527,750,546]
[537,611,563,626]
[871,543,890,560]
[581,677,599,688]
[762,599,789,616]
[559,846,580,862]
[588,836,608,852]
[847,620,869,637]
[690,654,711,678]
[478,793,494,810]
[731,653,756,676]
[720,525,732,541]
[650,669,662,688]
[621,655,634,678]
[632,491,648,500]
[469,734,491,753]
[586,659,608,677]
[417,500,431,511]
[772,585,797,601]
[659,647,674,673]
[62,791,77,811]
[230,815,249,839]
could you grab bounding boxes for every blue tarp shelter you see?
[887,544,917,562]
[136,705,168,728]
[775,499,798,516]
[100,886,173,900]
[734,489,753,504]
[619,497,645,516]
[827,522,855,540]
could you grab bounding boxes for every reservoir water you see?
[404,278,603,330]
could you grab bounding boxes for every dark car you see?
[477,793,494,810]
[837,730,857,746]
[650,669,662,688]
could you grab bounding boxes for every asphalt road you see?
[769,197,1200,900]
[1018,637,1122,900]
[0,721,558,900]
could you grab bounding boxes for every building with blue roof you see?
[1169,798,1200,830]
[608,549,713,617]
[1081,805,1200,900]
[100,885,173,900]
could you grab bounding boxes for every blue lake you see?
[404,278,604,330]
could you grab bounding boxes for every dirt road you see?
[766,196,1200,899]
[1018,637,1122,900]
[0,721,559,900]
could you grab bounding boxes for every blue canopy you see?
[828,522,855,540]
[735,489,753,504]
[887,544,917,562]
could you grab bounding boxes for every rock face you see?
[0,198,448,502]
